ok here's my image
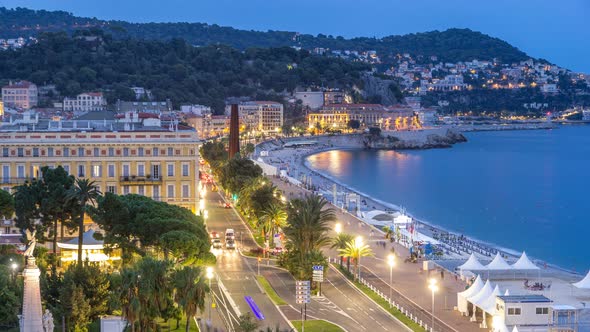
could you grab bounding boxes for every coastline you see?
[256,125,582,279]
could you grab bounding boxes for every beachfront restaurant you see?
[57,229,120,267]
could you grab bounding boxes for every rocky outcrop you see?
[366,129,467,150]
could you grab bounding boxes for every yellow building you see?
[0,112,201,213]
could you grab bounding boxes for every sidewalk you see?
[271,178,482,332]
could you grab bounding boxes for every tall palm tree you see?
[259,203,287,246]
[173,266,209,332]
[120,269,141,332]
[338,238,374,281]
[284,195,336,268]
[331,233,353,267]
[67,178,101,265]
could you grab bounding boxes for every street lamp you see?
[206,267,214,322]
[10,263,17,282]
[335,223,342,234]
[428,278,439,331]
[355,236,363,280]
[387,255,395,307]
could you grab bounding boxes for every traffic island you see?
[291,319,344,332]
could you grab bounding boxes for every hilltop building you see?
[2,81,38,109]
[63,92,106,114]
[236,101,283,134]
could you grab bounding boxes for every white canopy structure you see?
[457,275,484,314]
[511,252,539,270]
[485,253,513,270]
[511,326,519,332]
[468,280,493,322]
[57,229,104,250]
[481,285,501,314]
[504,289,510,296]
[572,270,590,289]
[458,253,486,271]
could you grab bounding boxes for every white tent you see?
[504,289,510,296]
[493,322,510,332]
[481,285,501,314]
[468,280,493,322]
[486,253,513,270]
[457,275,484,314]
[458,253,486,271]
[511,252,539,270]
[511,326,519,332]
[573,270,590,289]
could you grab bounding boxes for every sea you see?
[305,125,590,273]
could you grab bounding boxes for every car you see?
[225,239,236,250]
[225,228,235,240]
[210,231,220,239]
[212,238,223,249]
[224,202,231,209]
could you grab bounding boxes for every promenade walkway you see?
[271,178,482,332]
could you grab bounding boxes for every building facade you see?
[2,81,38,109]
[63,92,106,113]
[184,113,230,139]
[308,104,419,131]
[0,114,200,213]
[238,101,283,133]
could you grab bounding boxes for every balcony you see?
[119,175,163,185]
[0,177,34,185]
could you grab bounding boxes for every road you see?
[204,186,291,331]
[202,178,409,331]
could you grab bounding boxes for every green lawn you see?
[291,320,344,332]
[256,275,287,305]
[334,264,425,332]
[157,314,200,332]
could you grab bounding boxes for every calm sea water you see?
[306,125,590,273]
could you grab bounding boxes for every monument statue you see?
[23,229,37,266]
[42,309,54,332]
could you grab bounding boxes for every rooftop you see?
[497,295,552,303]
[3,80,35,89]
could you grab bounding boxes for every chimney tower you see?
[228,104,240,159]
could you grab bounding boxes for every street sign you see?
[312,265,324,282]
[295,280,310,304]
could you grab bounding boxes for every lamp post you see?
[428,278,438,331]
[10,262,17,282]
[355,236,363,281]
[387,254,395,307]
[335,223,342,235]
[206,267,214,322]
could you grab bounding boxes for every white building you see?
[2,81,38,109]
[541,84,558,94]
[582,110,590,121]
[294,91,324,110]
[494,295,551,331]
[131,87,152,100]
[180,104,212,116]
[63,92,106,113]
[238,101,283,133]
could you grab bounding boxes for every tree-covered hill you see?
[0,7,530,63]
[0,30,370,112]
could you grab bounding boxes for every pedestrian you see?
[440,270,444,280]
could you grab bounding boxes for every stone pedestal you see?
[20,259,43,332]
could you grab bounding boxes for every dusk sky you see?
[3,0,589,72]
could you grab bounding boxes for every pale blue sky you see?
[2,0,589,72]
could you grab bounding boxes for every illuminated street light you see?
[335,223,342,234]
[428,278,439,330]
[206,267,214,322]
[387,254,395,307]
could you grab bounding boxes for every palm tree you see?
[331,233,353,267]
[67,178,102,265]
[259,203,287,246]
[120,269,141,332]
[338,238,374,281]
[173,266,209,332]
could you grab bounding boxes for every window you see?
[2,165,10,182]
[17,165,25,179]
[108,164,115,177]
[2,148,8,157]
[78,164,85,177]
[123,185,130,195]
[138,148,144,156]
[64,148,69,157]
[167,164,174,177]
[152,165,160,179]
[536,307,549,315]
[153,147,159,156]
[32,148,39,157]
[92,165,102,177]
[17,148,24,157]
[182,164,189,177]
[153,185,160,200]
[167,185,174,198]
[108,148,114,157]
[62,165,70,174]
[182,184,189,198]
[138,164,145,177]
[167,147,173,156]
[94,148,99,156]
[123,148,129,157]
[78,147,84,156]
[48,147,54,157]
[107,186,116,194]
[507,308,521,315]
[138,185,145,196]
[122,165,130,177]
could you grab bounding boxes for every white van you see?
[225,228,235,240]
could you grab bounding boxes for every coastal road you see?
[204,186,291,331]
[205,178,410,332]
